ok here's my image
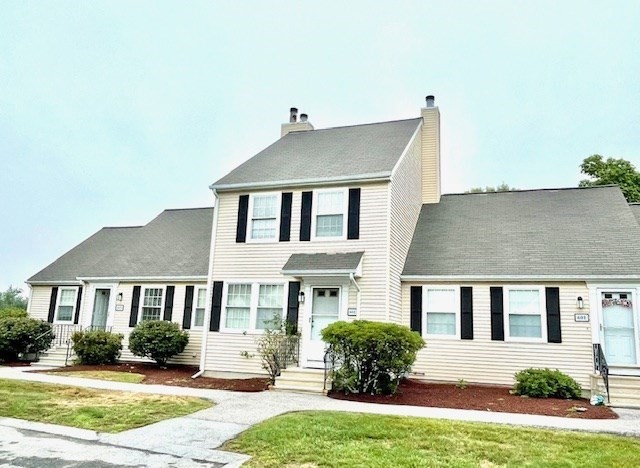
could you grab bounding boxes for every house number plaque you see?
[347,308,357,317]
[574,314,589,322]
[115,304,125,311]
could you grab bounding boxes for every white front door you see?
[307,287,340,366]
[602,291,637,366]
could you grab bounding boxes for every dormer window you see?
[248,193,280,241]
[312,189,348,240]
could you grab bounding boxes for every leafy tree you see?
[0,286,28,310]
[579,154,640,202]
[466,183,515,193]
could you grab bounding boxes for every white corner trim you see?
[200,188,220,372]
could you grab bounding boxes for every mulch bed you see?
[330,379,618,419]
[0,361,33,367]
[41,363,270,392]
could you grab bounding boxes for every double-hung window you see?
[223,283,286,332]
[193,287,207,328]
[56,288,77,322]
[141,287,163,321]
[313,189,347,239]
[249,194,279,241]
[423,287,459,338]
[505,287,546,341]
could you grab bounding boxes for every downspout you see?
[350,273,361,317]
[193,188,220,379]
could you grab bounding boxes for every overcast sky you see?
[1,1,639,293]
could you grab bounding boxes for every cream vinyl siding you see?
[207,182,390,373]
[402,282,594,388]
[388,134,423,323]
[28,286,56,321]
[111,282,204,366]
[421,106,440,204]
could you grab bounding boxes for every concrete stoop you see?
[36,346,73,367]
[591,374,640,408]
[272,367,326,394]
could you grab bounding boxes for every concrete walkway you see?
[1,365,639,466]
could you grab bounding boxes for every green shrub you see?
[128,320,189,367]
[321,320,425,395]
[0,317,54,362]
[514,368,582,399]
[0,307,27,320]
[72,330,123,364]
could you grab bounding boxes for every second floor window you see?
[315,190,346,238]
[250,194,278,240]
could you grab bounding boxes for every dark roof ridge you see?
[284,117,422,135]
[442,185,619,197]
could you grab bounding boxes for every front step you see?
[591,374,640,407]
[37,346,74,367]
[273,367,326,394]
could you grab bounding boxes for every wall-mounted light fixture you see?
[577,296,584,309]
[298,291,305,304]
[116,292,123,302]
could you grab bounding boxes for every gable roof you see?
[630,203,640,225]
[402,186,640,279]
[211,118,422,191]
[28,207,213,283]
[282,252,364,276]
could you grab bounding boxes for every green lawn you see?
[0,379,212,433]
[225,411,640,467]
[47,370,145,384]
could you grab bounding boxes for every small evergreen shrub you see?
[0,317,53,362]
[514,368,582,399]
[128,320,189,367]
[72,330,123,364]
[321,320,425,395]
[0,307,27,320]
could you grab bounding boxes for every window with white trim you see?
[56,288,77,322]
[249,194,279,240]
[505,288,546,340]
[193,287,207,328]
[424,287,458,337]
[141,288,163,321]
[223,283,286,332]
[314,190,347,238]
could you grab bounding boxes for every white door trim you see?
[83,283,117,329]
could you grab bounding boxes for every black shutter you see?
[286,282,301,333]
[236,195,249,243]
[210,281,223,332]
[279,192,293,242]
[490,287,504,341]
[347,188,361,240]
[460,287,473,340]
[300,191,313,241]
[182,286,194,329]
[129,286,141,327]
[410,286,422,334]
[546,287,562,343]
[47,287,58,323]
[163,286,175,321]
[73,286,83,324]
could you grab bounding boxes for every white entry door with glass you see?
[91,289,110,330]
[602,291,638,366]
[306,288,340,366]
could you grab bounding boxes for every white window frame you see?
[247,192,282,243]
[138,285,166,323]
[220,281,288,333]
[192,286,207,329]
[422,285,460,340]
[503,286,547,343]
[54,286,79,324]
[311,188,349,241]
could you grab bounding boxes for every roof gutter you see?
[27,280,84,286]
[211,172,391,192]
[282,269,360,277]
[400,274,640,282]
[75,276,208,282]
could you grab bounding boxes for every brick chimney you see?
[421,95,441,203]
[281,107,314,137]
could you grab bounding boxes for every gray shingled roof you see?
[212,118,422,190]
[630,203,640,225]
[403,186,640,278]
[28,208,213,283]
[282,252,364,274]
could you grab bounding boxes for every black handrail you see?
[593,343,610,403]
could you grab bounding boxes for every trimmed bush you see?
[514,368,582,399]
[0,307,27,320]
[0,317,53,362]
[72,330,123,364]
[128,320,189,367]
[321,320,425,395]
